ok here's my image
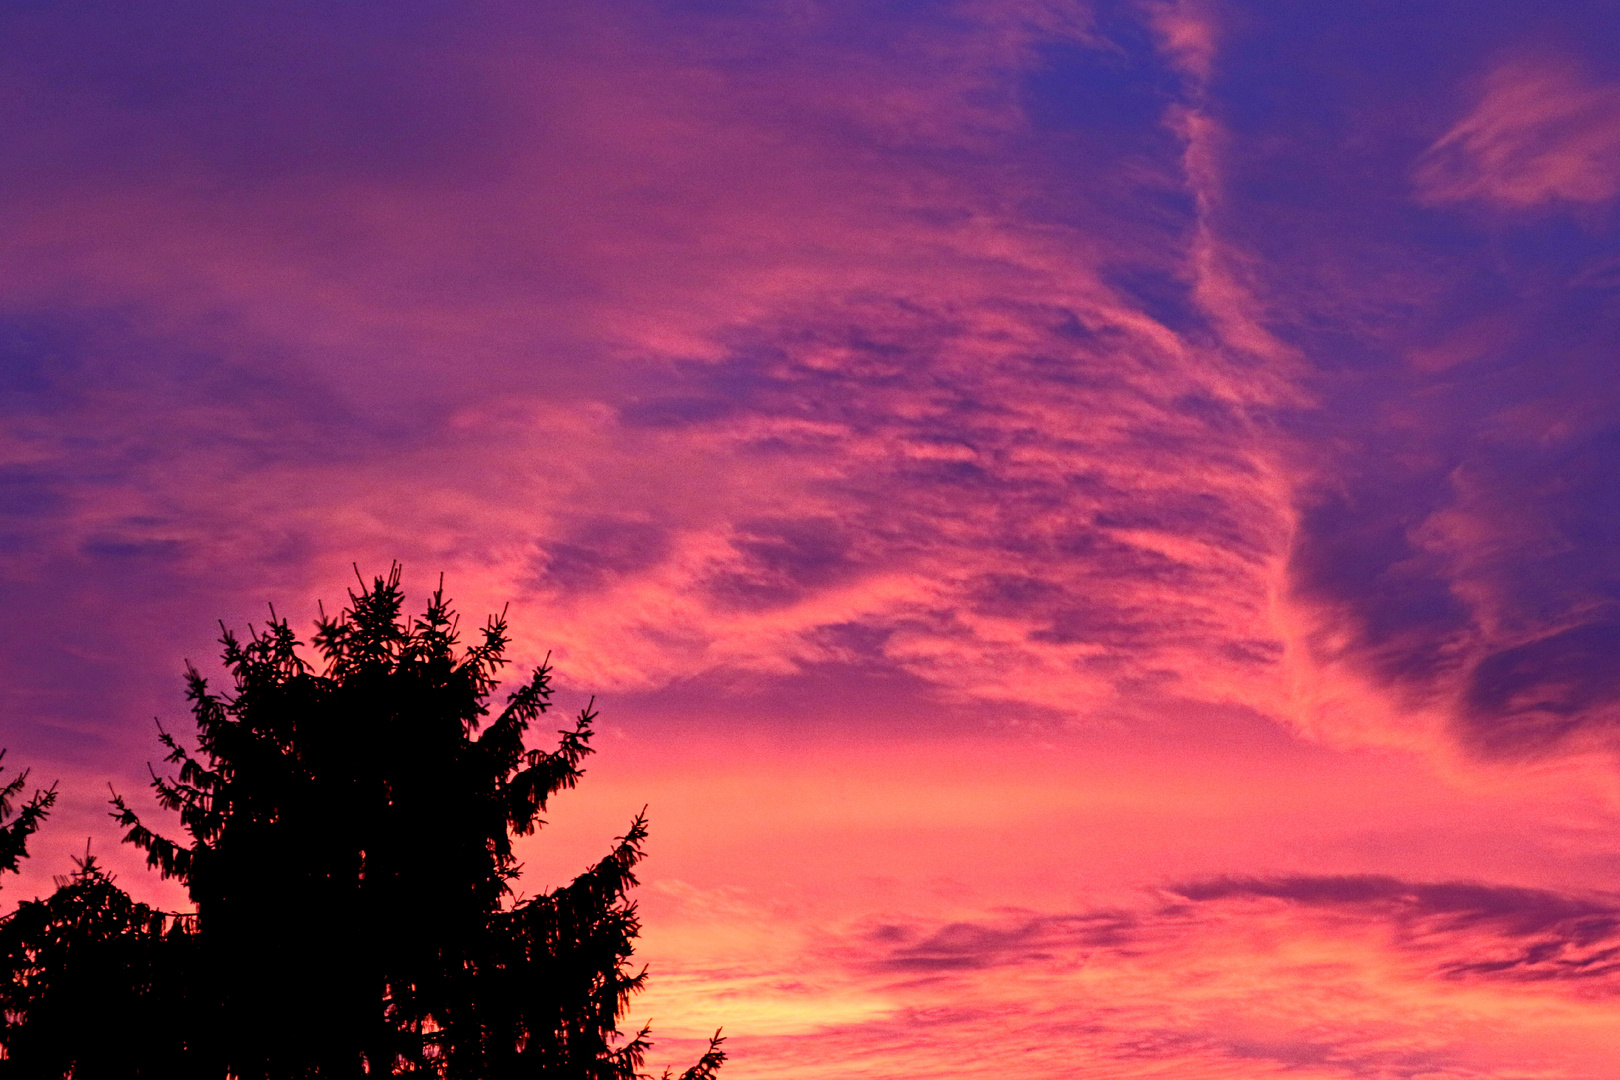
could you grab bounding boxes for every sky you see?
[3,0,1620,1075]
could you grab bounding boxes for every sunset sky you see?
[4,1,1620,1075]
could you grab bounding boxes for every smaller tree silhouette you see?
[0,568,723,1079]
[0,752,55,880]
[0,853,192,1077]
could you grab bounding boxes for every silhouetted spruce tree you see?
[0,755,156,1076]
[0,568,723,1079]
[0,852,194,1077]
[0,754,54,884]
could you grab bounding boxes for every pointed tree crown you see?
[88,566,724,1079]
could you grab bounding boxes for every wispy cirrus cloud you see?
[6,0,1620,795]
[1141,5,1620,761]
[1416,56,1620,209]
[633,872,1620,1078]
[1175,875,1620,984]
[0,0,1312,741]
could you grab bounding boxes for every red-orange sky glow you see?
[4,1,1620,1076]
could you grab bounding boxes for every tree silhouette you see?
[0,852,192,1077]
[0,752,55,881]
[0,568,724,1079]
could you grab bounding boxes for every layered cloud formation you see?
[630,872,1620,1078]
[6,0,1620,756]
[3,1,1620,1076]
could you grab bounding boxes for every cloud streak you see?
[1416,57,1620,209]
[0,0,1312,736]
[634,873,1620,1078]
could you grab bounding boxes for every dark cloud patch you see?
[705,517,857,612]
[0,315,95,413]
[1175,873,1619,930]
[1101,267,1206,339]
[1028,600,1155,649]
[1217,1037,1339,1070]
[1288,488,1474,688]
[1282,350,1620,753]
[1021,27,1179,138]
[0,469,63,524]
[1296,336,1620,738]
[1462,619,1620,754]
[965,573,1065,619]
[870,910,1142,974]
[618,396,739,430]
[1094,489,1268,563]
[1220,638,1285,666]
[1014,2,1199,254]
[0,298,373,467]
[1173,874,1620,985]
[602,638,1038,739]
[861,922,914,945]
[0,0,515,191]
[81,534,188,563]
[1464,423,1620,595]
[533,518,671,595]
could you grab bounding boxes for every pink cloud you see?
[12,0,1614,792]
[1416,57,1620,208]
[0,0,1321,746]
[630,871,1620,1078]
[487,726,1620,1078]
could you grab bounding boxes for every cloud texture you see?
[631,873,1620,1079]
[3,0,1620,1075]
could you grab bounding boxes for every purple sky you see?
[4,2,1620,1076]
